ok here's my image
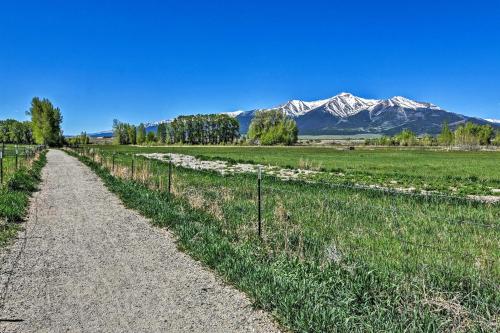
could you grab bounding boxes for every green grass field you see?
[94,145,500,196]
[72,146,500,332]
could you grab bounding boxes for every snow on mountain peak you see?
[250,93,444,118]
[486,118,500,124]
[271,93,379,117]
[322,93,380,117]
[276,98,329,116]
[223,110,245,117]
[386,96,442,110]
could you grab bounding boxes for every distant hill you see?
[87,130,113,138]
[232,93,499,135]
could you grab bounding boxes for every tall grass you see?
[69,147,499,332]
[0,150,46,246]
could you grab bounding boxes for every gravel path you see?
[0,150,280,333]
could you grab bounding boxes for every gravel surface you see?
[0,150,281,333]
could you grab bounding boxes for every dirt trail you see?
[0,150,280,333]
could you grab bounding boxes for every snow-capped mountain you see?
[320,93,380,117]
[274,98,332,116]
[89,93,499,138]
[233,93,498,135]
[256,93,441,118]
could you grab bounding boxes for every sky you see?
[1,0,499,134]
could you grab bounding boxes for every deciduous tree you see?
[27,97,63,146]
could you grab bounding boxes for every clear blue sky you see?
[1,0,499,134]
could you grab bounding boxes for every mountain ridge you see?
[232,93,498,135]
[87,93,499,137]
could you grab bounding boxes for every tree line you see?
[1,97,63,146]
[67,132,90,146]
[0,119,33,144]
[113,114,240,145]
[364,122,500,147]
[168,114,239,144]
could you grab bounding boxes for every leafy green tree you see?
[157,123,167,144]
[438,121,453,146]
[393,129,417,146]
[79,132,90,144]
[248,109,298,145]
[146,131,156,143]
[421,134,435,146]
[0,122,8,143]
[137,123,146,144]
[0,119,34,144]
[68,132,90,146]
[477,125,494,145]
[127,125,137,145]
[112,120,139,145]
[167,114,238,145]
[454,122,495,147]
[492,131,500,146]
[454,122,480,147]
[113,119,128,144]
[27,97,63,146]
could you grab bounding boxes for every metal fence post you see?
[15,145,18,170]
[112,153,115,173]
[131,156,135,180]
[258,166,262,238]
[0,151,3,185]
[168,158,172,194]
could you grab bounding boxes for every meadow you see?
[71,146,500,332]
[95,145,500,196]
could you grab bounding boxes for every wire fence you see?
[0,144,45,186]
[68,146,500,280]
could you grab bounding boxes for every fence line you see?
[0,144,44,186]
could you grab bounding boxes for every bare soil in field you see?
[0,150,280,333]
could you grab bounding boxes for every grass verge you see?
[0,151,47,247]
